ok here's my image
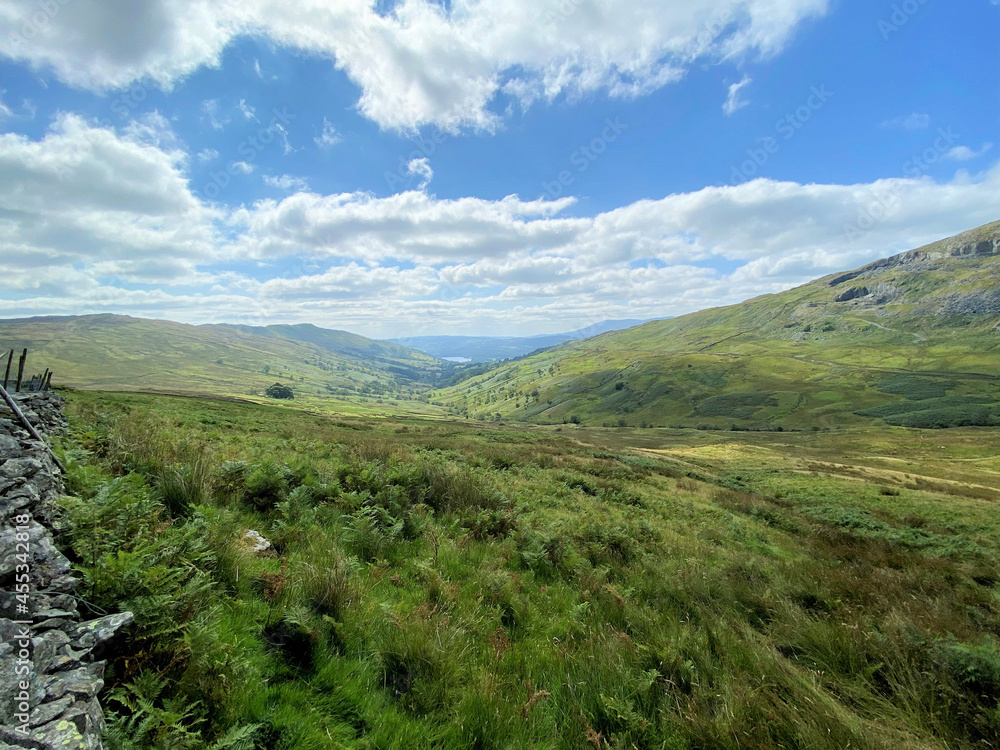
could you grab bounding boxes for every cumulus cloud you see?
[0,114,220,294]
[723,76,752,116]
[1,114,998,336]
[0,0,831,132]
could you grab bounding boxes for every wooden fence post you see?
[15,349,27,393]
[2,350,11,391]
[43,371,53,391]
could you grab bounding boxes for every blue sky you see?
[0,0,996,337]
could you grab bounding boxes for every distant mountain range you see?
[434,220,1000,429]
[389,319,662,362]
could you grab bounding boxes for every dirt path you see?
[854,317,927,343]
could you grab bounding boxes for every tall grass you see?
[56,391,1000,749]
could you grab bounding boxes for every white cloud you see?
[944,143,993,162]
[273,123,294,155]
[0,114,220,294]
[264,174,310,192]
[0,92,35,121]
[0,0,831,132]
[723,76,752,116]
[239,99,257,121]
[406,157,433,190]
[315,118,341,149]
[881,113,930,131]
[232,161,255,174]
[202,99,229,130]
[122,110,180,150]
[197,148,219,163]
[1,113,998,336]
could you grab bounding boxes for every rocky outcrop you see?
[0,392,131,750]
[834,282,902,305]
[834,286,870,302]
[942,287,1000,316]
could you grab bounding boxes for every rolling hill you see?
[389,319,656,362]
[434,220,1000,429]
[0,315,448,401]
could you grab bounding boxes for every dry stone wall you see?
[0,392,131,750]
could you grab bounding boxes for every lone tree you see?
[265,382,294,400]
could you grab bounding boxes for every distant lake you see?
[443,356,472,363]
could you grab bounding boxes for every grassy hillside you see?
[54,390,1000,749]
[435,221,1000,430]
[0,315,450,411]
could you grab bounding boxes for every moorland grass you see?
[54,390,1000,750]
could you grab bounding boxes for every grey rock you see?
[23,713,90,750]
[27,697,72,729]
[0,460,42,481]
[0,655,43,724]
[41,664,104,702]
[69,613,133,651]
[0,436,19,460]
[30,631,69,673]
[244,529,272,553]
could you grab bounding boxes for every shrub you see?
[265,383,295,400]
[857,396,999,429]
[876,374,956,400]
[694,392,779,419]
